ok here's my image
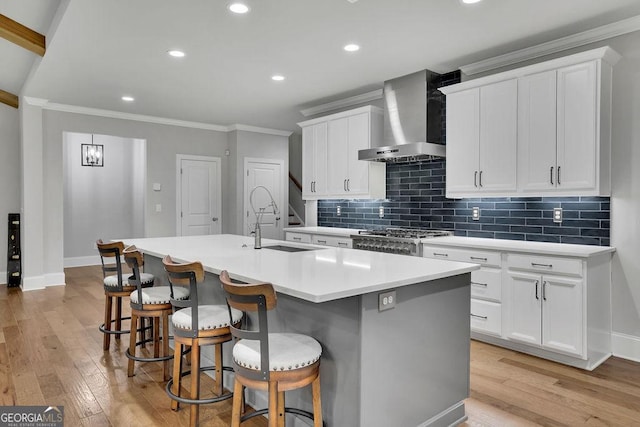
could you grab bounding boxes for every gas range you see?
[351,227,452,256]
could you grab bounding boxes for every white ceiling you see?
[3,0,640,132]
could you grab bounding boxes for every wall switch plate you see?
[379,206,384,218]
[155,204,162,213]
[153,183,162,191]
[553,207,563,223]
[472,207,480,221]
[336,205,341,216]
[378,290,396,312]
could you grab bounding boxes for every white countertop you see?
[283,226,363,237]
[421,236,615,258]
[124,234,478,303]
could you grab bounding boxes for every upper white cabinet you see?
[299,106,385,200]
[445,79,517,196]
[441,46,620,198]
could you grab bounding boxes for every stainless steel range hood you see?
[358,69,445,162]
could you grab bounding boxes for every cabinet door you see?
[302,126,316,198]
[505,271,541,346]
[327,118,349,195]
[557,61,597,191]
[542,275,584,357]
[446,88,480,195]
[478,79,517,193]
[518,70,558,192]
[346,112,370,194]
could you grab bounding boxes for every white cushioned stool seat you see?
[133,272,155,286]
[104,273,132,287]
[172,305,243,331]
[233,333,322,372]
[130,286,189,305]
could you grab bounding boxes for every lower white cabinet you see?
[285,231,352,248]
[423,240,612,370]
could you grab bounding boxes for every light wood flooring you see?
[1,266,640,426]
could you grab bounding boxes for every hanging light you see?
[81,134,104,167]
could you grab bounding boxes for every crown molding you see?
[228,124,293,137]
[300,89,382,117]
[461,14,640,76]
[22,96,48,107]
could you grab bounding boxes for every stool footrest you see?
[99,316,132,335]
[242,407,325,427]
[165,366,234,405]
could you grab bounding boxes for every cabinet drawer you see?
[286,232,312,244]
[312,235,352,248]
[470,299,502,336]
[471,268,502,302]
[508,254,582,277]
[423,245,502,267]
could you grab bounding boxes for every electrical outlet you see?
[378,290,396,312]
[472,206,480,221]
[378,206,384,218]
[337,205,341,216]
[553,207,563,223]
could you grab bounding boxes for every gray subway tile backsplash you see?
[317,159,610,246]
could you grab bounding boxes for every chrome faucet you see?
[249,186,280,249]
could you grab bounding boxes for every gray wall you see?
[63,132,145,260]
[0,104,21,281]
[288,132,305,222]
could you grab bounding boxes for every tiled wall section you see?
[318,159,610,246]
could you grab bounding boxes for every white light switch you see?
[155,204,162,213]
[153,183,162,191]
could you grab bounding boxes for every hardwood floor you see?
[2,266,640,426]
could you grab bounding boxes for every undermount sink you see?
[262,245,317,253]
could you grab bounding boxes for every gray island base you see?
[127,235,476,426]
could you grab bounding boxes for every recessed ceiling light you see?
[271,75,285,81]
[168,50,185,58]
[228,3,250,14]
[461,0,482,3]
[122,96,135,102]
[344,44,360,52]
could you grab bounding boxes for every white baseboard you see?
[612,332,640,363]
[64,255,101,268]
[22,275,46,291]
[45,272,66,287]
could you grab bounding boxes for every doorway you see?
[243,157,285,240]
[176,154,222,236]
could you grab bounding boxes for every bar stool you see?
[163,255,243,427]
[97,239,154,350]
[123,246,189,380]
[220,270,323,427]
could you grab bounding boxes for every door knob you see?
[212,217,219,222]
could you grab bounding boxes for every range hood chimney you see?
[358,69,445,162]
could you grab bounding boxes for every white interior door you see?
[177,155,221,236]
[244,158,284,240]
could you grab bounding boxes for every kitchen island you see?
[123,234,479,427]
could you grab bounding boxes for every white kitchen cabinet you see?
[444,79,517,197]
[299,106,385,200]
[301,122,328,198]
[285,230,352,248]
[442,46,620,198]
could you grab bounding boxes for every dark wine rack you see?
[7,213,21,287]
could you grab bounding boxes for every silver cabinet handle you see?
[531,262,553,268]
[347,179,350,191]
[293,237,301,241]
[317,239,327,244]
[550,166,554,185]
[470,256,487,262]
[344,179,347,191]
[479,170,483,187]
[535,280,539,300]
[557,166,561,185]
[470,313,488,320]
[338,242,348,247]
[433,252,448,257]
[474,171,478,187]
[543,281,547,301]
[470,281,487,287]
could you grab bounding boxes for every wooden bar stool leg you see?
[190,342,201,427]
[277,391,285,427]
[268,381,278,427]
[231,379,243,427]
[312,376,322,427]
[103,295,112,350]
[127,312,138,377]
[140,318,146,348]
[171,342,182,411]
[162,310,170,381]
[214,343,223,395]
[115,296,122,340]
[153,317,160,358]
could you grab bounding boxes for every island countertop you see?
[123,234,479,303]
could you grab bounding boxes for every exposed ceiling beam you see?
[0,89,19,108]
[0,13,46,56]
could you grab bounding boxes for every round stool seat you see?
[173,305,243,331]
[103,273,132,288]
[130,286,189,305]
[233,333,322,372]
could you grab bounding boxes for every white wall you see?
[0,104,21,283]
[63,132,145,264]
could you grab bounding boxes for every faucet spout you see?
[249,186,279,249]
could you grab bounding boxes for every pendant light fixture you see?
[81,134,104,167]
